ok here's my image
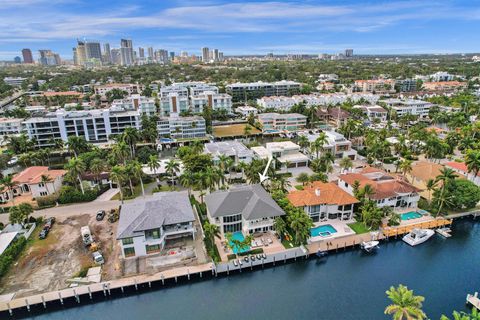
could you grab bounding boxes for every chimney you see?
[315,188,321,197]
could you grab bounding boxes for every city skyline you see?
[1,0,480,60]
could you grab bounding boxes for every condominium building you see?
[94,83,142,97]
[3,77,26,87]
[24,108,141,147]
[353,105,388,122]
[111,95,156,116]
[190,92,232,113]
[354,79,395,93]
[38,50,61,66]
[395,79,417,92]
[160,94,190,116]
[22,49,34,64]
[381,99,432,118]
[430,72,455,82]
[257,113,307,132]
[0,118,24,137]
[422,81,467,92]
[156,115,206,140]
[226,80,302,101]
[120,39,134,66]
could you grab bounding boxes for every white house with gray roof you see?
[205,184,285,236]
[116,192,196,258]
[204,141,254,165]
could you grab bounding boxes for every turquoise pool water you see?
[230,231,250,254]
[401,211,423,220]
[311,224,338,237]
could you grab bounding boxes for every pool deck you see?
[309,219,356,243]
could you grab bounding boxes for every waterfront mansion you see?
[338,167,421,210]
[287,181,359,222]
[117,192,196,258]
[205,184,285,235]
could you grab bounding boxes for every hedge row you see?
[0,237,27,278]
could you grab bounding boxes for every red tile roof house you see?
[0,166,66,203]
[445,161,480,187]
[288,181,359,222]
[338,167,421,211]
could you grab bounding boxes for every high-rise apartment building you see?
[120,39,134,66]
[86,41,102,61]
[201,47,209,62]
[22,49,33,64]
[138,47,144,58]
[148,47,154,59]
[213,49,219,62]
[103,43,111,64]
[74,41,87,66]
[345,49,353,57]
[38,50,60,66]
[111,49,121,65]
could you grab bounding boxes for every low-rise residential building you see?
[157,115,206,140]
[430,72,455,82]
[111,95,156,116]
[235,106,258,118]
[338,167,420,210]
[287,181,359,222]
[94,83,142,97]
[159,93,190,116]
[226,80,301,101]
[117,192,196,258]
[316,107,350,127]
[0,118,24,137]
[353,105,388,122]
[381,98,432,118]
[422,81,467,92]
[354,79,395,93]
[300,131,357,159]
[257,113,307,132]
[252,141,309,169]
[395,79,417,92]
[3,77,27,87]
[0,166,66,203]
[445,161,480,186]
[204,141,254,164]
[205,184,285,235]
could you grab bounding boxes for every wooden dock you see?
[467,292,480,310]
[382,218,452,237]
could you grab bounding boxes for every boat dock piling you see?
[467,292,480,310]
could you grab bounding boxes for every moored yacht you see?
[361,240,379,252]
[402,228,435,246]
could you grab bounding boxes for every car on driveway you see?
[96,210,106,221]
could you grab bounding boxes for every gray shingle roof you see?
[205,184,285,220]
[116,191,195,239]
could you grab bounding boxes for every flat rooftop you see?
[212,124,261,138]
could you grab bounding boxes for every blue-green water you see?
[229,231,250,254]
[310,224,338,237]
[27,219,480,320]
[401,211,423,220]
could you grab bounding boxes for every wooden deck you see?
[382,218,452,237]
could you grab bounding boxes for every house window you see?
[223,214,242,223]
[122,238,134,245]
[38,182,45,187]
[123,247,135,257]
[146,244,161,254]
[145,229,161,239]
[40,191,48,196]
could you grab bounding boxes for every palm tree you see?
[66,136,89,158]
[40,174,54,194]
[1,175,18,205]
[203,222,221,247]
[339,157,353,173]
[425,178,437,203]
[65,158,86,194]
[284,160,291,173]
[90,158,106,186]
[361,184,375,201]
[179,170,195,196]
[297,135,309,153]
[273,217,287,238]
[465,149,480,182]
[287,210,313,246]
[435,167,457,213]
[122,127,141,159]
[148,154,161,183]
[310,133,327,159]
[165,159,180,186]
[130,160,145,197]
[296,172,310,186]
[110,165,126,203]
[112,141,130,165]
[399,159,413,181]
[384,285,426,320]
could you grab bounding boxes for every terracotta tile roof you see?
[287,181,359,207]
[43,91,82,97]
[445,161,480,177]
[339,167,420,200]
[13,166,67,184]
[409,161,465,182]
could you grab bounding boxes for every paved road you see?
[0,200,122,224]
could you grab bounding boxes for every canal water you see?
[28,218,479,320]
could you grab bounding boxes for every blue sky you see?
[1,0,480,60]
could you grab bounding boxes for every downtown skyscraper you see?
[120,39,134,66]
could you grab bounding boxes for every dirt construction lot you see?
[0,213,121,298]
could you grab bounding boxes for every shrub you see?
[0,237,27,278]
[57,186,98,204]
[238,248,264,256]
[36,194,58,208]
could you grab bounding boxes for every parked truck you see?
[81,226,93,246]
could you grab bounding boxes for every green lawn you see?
[294,185,304,190]
[347,222,370,234]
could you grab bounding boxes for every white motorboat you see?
[436,227,452,238]
[402,228,435,246]
[360,240,379,252]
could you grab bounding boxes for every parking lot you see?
[0,212,121,298]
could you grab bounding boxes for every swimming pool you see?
[311,224,338,237]
[229,231,250,254]
[401,211,423,220]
